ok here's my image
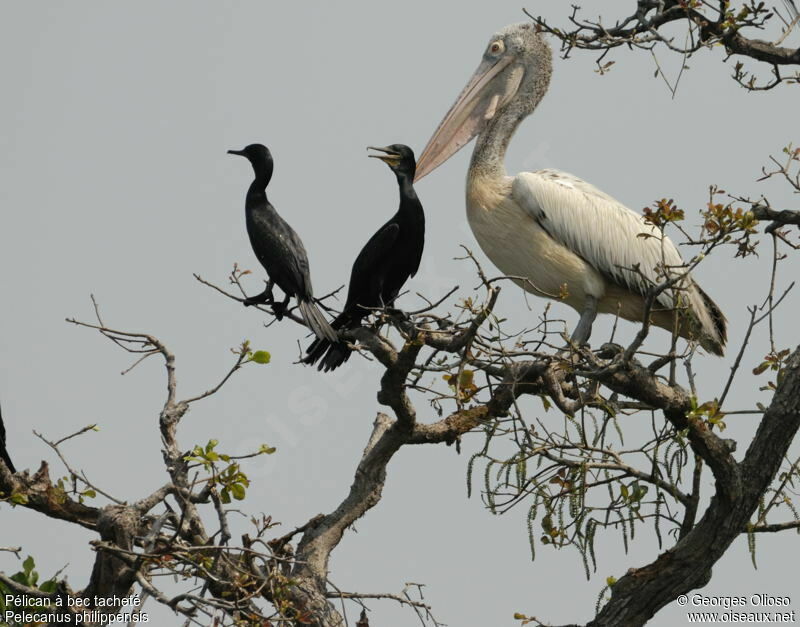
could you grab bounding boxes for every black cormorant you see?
[228,144,337,343]
[305,144,425,371]
[0,404,15,473]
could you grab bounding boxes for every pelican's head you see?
[368,144,416,178]
[414,23,552,181]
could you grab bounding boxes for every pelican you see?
[414,23,726,355]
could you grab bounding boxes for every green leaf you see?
[251,350,271,364]
[753,362,770,375]
[259,444,277,455]
[220,488,231,504]
[231,483,246,501]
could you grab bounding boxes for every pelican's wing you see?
[512,169,686,306]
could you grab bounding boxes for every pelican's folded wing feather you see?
[512,169,686,307]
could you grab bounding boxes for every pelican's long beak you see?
[414,54,519,182]
[367,145,401,166]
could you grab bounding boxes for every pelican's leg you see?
[244,280,275,307]
[571,295,598,347]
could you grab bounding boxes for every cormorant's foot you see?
[243,295,272,307]
[596,342,624,359]
[271,302,287,320]
[384,307,410,322]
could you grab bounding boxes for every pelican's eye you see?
[488,40,504,56]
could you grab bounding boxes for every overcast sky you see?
[2,2,799,626]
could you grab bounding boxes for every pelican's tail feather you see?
[686,282,727,357]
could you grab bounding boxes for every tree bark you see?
[586,346,800,627]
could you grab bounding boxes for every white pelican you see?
[414,23,727,355]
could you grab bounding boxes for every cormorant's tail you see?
[686,282,727,357]
[0,404,16,474]
[306,339,352,372]
[298,299,338,344]
[304,311,356,372]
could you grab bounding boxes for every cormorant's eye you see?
[489,40,504,55]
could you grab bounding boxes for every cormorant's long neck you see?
[395,171,421,215]
[396,171,417,199]
[246,161,273,207]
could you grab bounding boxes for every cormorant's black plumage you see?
[306,144,425,371]
[0,404,16,473]
[228,144,337,343]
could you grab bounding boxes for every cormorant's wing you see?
[352,222,400,277]
[283,220,314,293]
[512,169,686,307]
[344,222,401,308]
[248,206,315,297]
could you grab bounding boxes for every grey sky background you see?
[2,2,799,625]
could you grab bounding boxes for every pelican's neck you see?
[468,105,526,181]
[469,46,552,182]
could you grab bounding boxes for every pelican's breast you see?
[465,172,606,309]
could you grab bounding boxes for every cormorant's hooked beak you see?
[227,149,245,157]
[367,145,402,167]
[414,53,520,182]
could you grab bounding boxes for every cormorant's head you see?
[368,144,416,178]
[228,143,274,183]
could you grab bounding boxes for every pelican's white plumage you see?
[416,23,726,355]
[511,170,684,310]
